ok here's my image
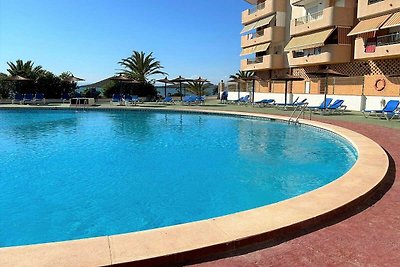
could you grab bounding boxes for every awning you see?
[381,11,400,29]
[240,46,255,56]
[284,28,334,51]
[348,14,391,36]
[241,21,258,34]
[240,43,270,56]
[240,14,275,34]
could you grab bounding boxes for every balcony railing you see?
[249,2,266,15]
[294,10,323,26]
[247,57,264,64]
[368,0,384,4]
[377,32,400,46]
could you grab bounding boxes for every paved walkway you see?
[192,119,400,267]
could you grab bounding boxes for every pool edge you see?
[0,108,389,267]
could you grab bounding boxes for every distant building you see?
[240,0,400,110]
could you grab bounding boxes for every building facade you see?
[240,0,400,110]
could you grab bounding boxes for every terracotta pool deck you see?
[191,118,400,267]
[0,102,398,266]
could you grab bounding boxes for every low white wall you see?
[251,93,399,111]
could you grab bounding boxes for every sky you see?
[0,0,251,85]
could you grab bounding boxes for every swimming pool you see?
[0,109,357,248]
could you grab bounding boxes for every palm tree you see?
[229,70,254,80]
[118,51,167,82]
[229,70,254,92]
[6,59,44,79]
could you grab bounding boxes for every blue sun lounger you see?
[234,95,250,105]
[255,99,275,107]
[33,93,45,105]
[110,94,122,105]
[307,98,333,111]
[157,96,175,104]
[362,100,400,120]
[325,99,346,114]
[182,95,197,105]
[22,93,34,104]
[12,93,23,104]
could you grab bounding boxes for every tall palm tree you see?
[118,51,167,82]
[229,70,255,80]
[6,60,44,79]
[229,70,254,92]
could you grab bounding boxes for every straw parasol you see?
[307,67,348,108]
[192,77,210,96]
[170,76,193,101]
[271,74,304,106]
[110,74,139,95]
[4,75,33,94]
[156,77,173,97]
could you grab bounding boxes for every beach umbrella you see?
[110,74,139,95]
[271,74,304,106]
[4,75,33,94]
[228,78,244,101]
[193,77,209,96]
[170,76,193,101]
[156,77,173,97]
[242,75,261,104]
[307,67,348,108]
[63,75,85,83]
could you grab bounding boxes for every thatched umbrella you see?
[156,77,173,97]
[170,76,194,101]
[110,74,139,95]
[4,75,33,94]
[307,67,348,108]
[271,74,304,106]
[193,77,209,96]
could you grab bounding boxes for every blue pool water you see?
[0,110,357,247]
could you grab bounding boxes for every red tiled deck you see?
[192,119,400,267]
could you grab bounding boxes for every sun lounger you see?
[233,95,250,105]
[307,98,333,111]
[33,93,45,105]
[362,100,399,120]
[182,95,197,105]
[12,93,23,104]
[131,95,143,104]
[22,93,34,104]
[157,96,175,105]
[325,99,346,114]
[255,99,275,107]
[110,94,122,105]
[123,95,133,105]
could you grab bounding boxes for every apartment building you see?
[240,0,400,110]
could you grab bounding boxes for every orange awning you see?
[381,11,400,29]
[348,14,391,36]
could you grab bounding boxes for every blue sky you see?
[0,0,251,85]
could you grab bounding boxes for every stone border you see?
[0,107,389,267]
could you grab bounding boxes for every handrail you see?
[248,1,266,15]
[247,56,264,64]
[288,103,308,124]
[294,10,323,26]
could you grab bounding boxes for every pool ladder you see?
[75,98,88,112]
[288,103,308,124]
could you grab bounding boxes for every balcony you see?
[242,0,286,25]
[288,44,352,67]
[354,34,400,60]
[291,6,355,36]
[357,0,400,19]
[241,54,286,71]
[241,27,285,48]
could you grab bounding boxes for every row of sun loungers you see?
[110,94,143,106]
[12,93,46,105]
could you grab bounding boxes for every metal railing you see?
[376,32,400,46]
[249,1,266,15]
[294,10,323,26]
[247,57,264,64]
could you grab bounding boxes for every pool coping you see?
[0,106,389,267]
